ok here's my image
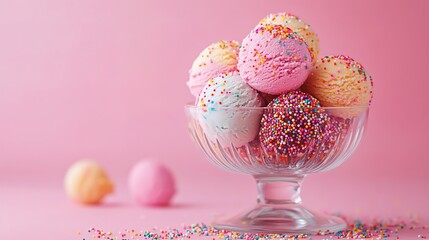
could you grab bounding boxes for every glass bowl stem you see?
[256,175,303,205]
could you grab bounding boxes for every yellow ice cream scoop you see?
[302,55,373,117]
[258,13,319,64]
[64,160,114,204]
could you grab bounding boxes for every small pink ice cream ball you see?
[128,160,176,206]
[238,24,313,95]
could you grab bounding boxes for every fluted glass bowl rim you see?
[185,104,370,111]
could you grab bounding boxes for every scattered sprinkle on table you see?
[78,216,428,240]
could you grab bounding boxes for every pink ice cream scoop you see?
[238,24,313,95]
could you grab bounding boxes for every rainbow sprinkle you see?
[78,217,428,240]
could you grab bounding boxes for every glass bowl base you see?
[212,204,346,234]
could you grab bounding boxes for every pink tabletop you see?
[1,0,429,239]
[2,171,429,239]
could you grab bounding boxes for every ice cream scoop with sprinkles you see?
[259,91,330,159]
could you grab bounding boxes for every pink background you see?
[1,0,429,238]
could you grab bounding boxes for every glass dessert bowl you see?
[185,105,368,234]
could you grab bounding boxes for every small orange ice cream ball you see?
[258,13,319,64]
[301,55,373,118]
[64,160,114,204]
